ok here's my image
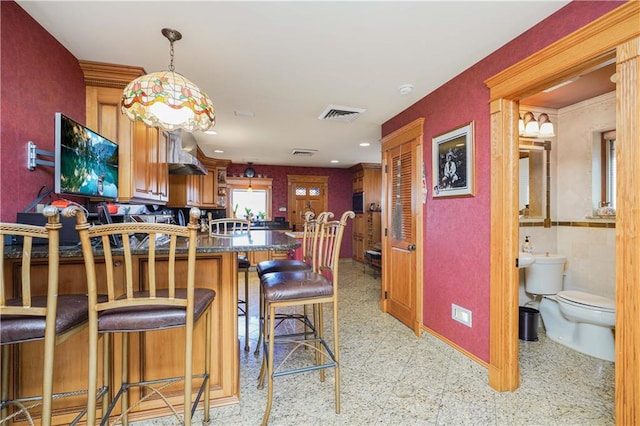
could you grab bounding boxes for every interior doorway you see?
[486,3,639,422]
[380,118,424,336]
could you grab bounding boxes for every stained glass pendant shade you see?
[121,28,215,132]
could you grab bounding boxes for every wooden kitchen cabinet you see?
[350,163,381,263]
[366,210,381,249]
[81,61,168,204]
[167,174,202,207]
[188,154,229,209]
[352,213,365,262]
[200,169,216,207]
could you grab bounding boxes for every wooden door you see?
[287,175,328,231]
[381,118,423,336]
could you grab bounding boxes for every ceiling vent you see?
[291,148,317,157]
[318,105,366,122]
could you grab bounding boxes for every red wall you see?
[382,1,623,362]
[227,163,354,257]
[0,1,86,221]
[2,0,624,362]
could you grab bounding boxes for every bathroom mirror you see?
[519,140,551,227]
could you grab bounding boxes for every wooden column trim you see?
[615,36,640,426]
[488,99,520,391]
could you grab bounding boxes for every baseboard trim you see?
[421,325,489,370]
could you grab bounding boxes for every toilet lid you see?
[557,290,615,311]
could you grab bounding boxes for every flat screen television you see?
[54,113,119,200]
[352,191,364,213]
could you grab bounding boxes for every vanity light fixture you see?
[121,28,215,132]
[519,111,555,138]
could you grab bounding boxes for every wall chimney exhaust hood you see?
[167,130,207,175]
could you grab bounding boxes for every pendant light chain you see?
[168,39,175,72]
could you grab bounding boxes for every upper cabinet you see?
[167,150,229,208]
[350,163,382,206]
[80,61,168,204]
[198,151,229,209]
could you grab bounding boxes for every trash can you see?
[519,306,540,341]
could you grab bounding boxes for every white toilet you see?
[524,253,616,362]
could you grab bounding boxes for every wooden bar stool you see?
[253,211,332,356]
[257,211,354,425]
[66,206,214,426]
[1,206,92,425]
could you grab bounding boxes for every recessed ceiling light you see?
[398,84,414,95]
[234,110,255,118]
[213,149,224,154]
[330,160,339,163]
[359,142,371,147]
[205,130,217,135]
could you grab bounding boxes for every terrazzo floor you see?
[132,261,615,425]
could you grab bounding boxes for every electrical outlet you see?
[452,304,472,327]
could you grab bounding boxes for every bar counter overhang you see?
[2,230,299,424]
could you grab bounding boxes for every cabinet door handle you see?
[407,244,416,251]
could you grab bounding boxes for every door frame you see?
[380,118,424,336]
[485,2,639,422]
[286,175,329,228]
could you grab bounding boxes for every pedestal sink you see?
[518,252,536,268]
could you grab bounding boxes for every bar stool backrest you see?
[65,206,201,316]
[314,211,355,281]
[0,206,61,337]
[209,218,250,237]
[302,211,333,270]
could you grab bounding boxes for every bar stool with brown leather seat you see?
[209,218,252,352]
[1,206,93,425]
[253,211,332,356]
[257,211,354,425]
[65,206,214,426]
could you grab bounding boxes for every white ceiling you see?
[17,1,570,168]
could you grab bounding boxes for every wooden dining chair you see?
[64,205,214,426]
[257,211,354,425]
[209,218,252,351]
[253,211,332,356]
[1,206,91,425]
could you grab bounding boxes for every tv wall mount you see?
[27,141,55,170]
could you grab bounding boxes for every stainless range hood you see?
[167,130,207,175]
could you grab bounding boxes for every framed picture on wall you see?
[432,121,475,198]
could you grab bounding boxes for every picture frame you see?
[432,121,475,198]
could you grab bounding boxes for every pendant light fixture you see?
[244,164,256,192]
[121,28,215,132]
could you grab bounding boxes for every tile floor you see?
[133,261,615,425]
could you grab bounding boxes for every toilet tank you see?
[524,254,566,295]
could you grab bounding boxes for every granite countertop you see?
[249,221,290,231]
[3,230,299,259]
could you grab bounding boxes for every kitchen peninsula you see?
[2,230,299,424]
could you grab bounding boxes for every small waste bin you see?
[519,306,540,341]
